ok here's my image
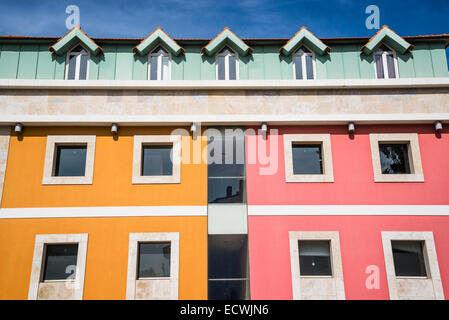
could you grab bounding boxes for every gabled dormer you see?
[49,26,103,80]
[361,26,413,79]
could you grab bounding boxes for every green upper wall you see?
[0,38,447,80]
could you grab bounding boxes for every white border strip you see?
[1,78,449,90]
[0,206,207,219]
[248,205,449,216]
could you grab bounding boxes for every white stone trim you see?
[0,206,207,219]
[28,233,88,300]
[42,135,96,185]
[289,231,345,300]
[0,126,10,207]
[369,133,424,183]
[381,231,444,300]
[283,134,334,183]
[248,205,449,216]
[132,135,181,184]
[126,232,179,300]
[2,78,449,90]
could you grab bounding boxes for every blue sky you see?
[0,0,448,61]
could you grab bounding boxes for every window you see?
[293,46,315,80]
[42,135,96,185]
[283,134,334,183]
[391,241,427,277]
[298,241,332,276]
[374,44,398,79]
[381,232,444,300]
[126,233,179,300]
[137,242,171,278]
[369,134,424,182]
[132,135,181,184]
[207,128,246,203]
[148,46,170,80]
[289,231,345,300]
[43,244,78,281]
[208,234,250,300]
[65,45,89,80]
[54,145,87,177]
[28,234,88,300]
[216,47,238,80]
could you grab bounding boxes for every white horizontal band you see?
[1,78,449,90]
[0,206,207,219]
[248,205,449,216]
[1,113,448,126]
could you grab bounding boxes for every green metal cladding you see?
[0,27,447,80]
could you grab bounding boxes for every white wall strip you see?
[0,206,207,219]
[248,205,449,216]
[1,78,449,90]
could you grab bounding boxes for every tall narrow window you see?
[293,46,315,80]
[148,46,170,80]
[66,45,89,80]
[216,47,238,80]
[374,44,398,79]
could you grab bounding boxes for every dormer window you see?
[149,46,170,80]
[216,47,238,80]
[374,44,398,79]
[65,45,89,80]
[293,46,315,80]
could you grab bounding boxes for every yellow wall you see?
[0,216,207,300]
[1,126,207,208]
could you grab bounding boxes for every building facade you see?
[0,25,448,300]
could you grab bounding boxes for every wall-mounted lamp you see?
[14,123,23,135]
[434,121,443,134]
[190,123,198,134]
[261,122,268,139]
[348,122,355,134]
[111,123,118,139]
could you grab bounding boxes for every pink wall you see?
[248,216,449,300]
[246,125,449,205]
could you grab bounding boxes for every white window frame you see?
[289,231,345,300]
[283,134,334,183]
[28,233,88,300]
[381,231,444,300]
[369,133,424,183]
[148,45,171,81]
[215,46,239,80]
[65,44,90,80]
[132,135,181,184]
[42,135,96,185]
[126,232,179,300]
[373,43,399,79]
[292,45,316,80]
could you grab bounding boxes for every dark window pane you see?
[386,53,396,78]
[150,55,158,80]
[208,235,248,279]
[305,55,314,79]
[375,54,385,79]
[208,178,245,203]
[292,144,323,175]
[294,55,303,79]
[78,54,88,80]
[299,241,332,276]
[55,145,87,177]
[208,135,245,177]
[392,241,427,277]
[142,145,173,176]
[208,280,249,300]
[217,55,225,80]
[43,244,78,281]
[138,242,171,278]
[161,55,169,80]
[228,55,237,80]
[379,144,411,174]
[67,54,77,80]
